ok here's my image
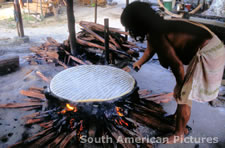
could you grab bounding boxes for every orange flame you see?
[115,107,124,116]
[60,109,66,114]
[66,104,78,112]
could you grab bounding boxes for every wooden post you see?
[94,0,97,23]
[66,0,77,56]
[125,0,129,41]
[14,0,24,37]
[104,18,109,65]
[39,0,44,20]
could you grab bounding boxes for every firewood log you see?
[48,132,67,148]
[129,111,175,133]
[80,24,117,50]
[20,90,45,99]
[0,102,42,108]
[59,130,77,148]
[80,21,129,35]
[107,123,136,148]
[9,127,53,148]
[36,71,50,83]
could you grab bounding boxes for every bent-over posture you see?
[121,1,225,144]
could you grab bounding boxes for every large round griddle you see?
[50,65,136,103]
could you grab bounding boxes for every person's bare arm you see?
[133,41,156,69]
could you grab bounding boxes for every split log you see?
[129,111,175,133]
[107,123,136,148]
[48,132,67,148]
[20,90,45,99]
[21,106,42,111]
[141,92,173,104]
[31,131,56,147]
[139,100,166,115]
[116,125,153,148]
[26,118,44,125]
[28,87,44,93]
[39,120,54,128]
[77,38,105,50]
[138,89,151,96]
[109,35,121,49]
[46,37,61,46]
[64,50,86,65]
[9,127,53,148]
[57,60,68,69]
[80,21,129,35]
[22,112,41,119]
[80,24,117,50]
[0,102,42,108]
[59,130,77,148]
[0,56,19,75]
[36,71,50,83]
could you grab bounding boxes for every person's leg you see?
[165,104,191,144]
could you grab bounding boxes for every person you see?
[121,1,225,144]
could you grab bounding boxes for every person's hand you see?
[133,61,141,71]
[173,84,182,99]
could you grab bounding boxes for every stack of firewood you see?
[28,21,141,69]
[1,86,174,148]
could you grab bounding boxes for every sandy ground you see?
[0,2,225,148]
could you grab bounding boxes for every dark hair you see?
[121,1,164,42]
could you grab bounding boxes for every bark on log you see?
[129,111,175,133]
[0,56,19,75]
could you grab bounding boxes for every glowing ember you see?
[79,120,84,131]
[120,119,128,126]
[66,103,78,112]
[60,110,66,114]
[115,107,124,116]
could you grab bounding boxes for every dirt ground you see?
[0,2,225,148]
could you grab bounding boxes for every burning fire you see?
[66,103,78,112]
[115,107,124,116]
[60,103,78,114]
[115,107,128,127]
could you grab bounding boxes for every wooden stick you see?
[80,21,129,35]
[0,102,42,108]
[129,111,175,133]
[26,118,43,125]
[77,38,105,50]
[20,90,45,99]
[64,50,86,65]
[48,132,67,148]
[59,130,77,148]
[36,71,50,83]
[80,24,117,50]
[29,87,44,92]
[107,123,136,148]
[9,127,53,148]
[109,35,121,49]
